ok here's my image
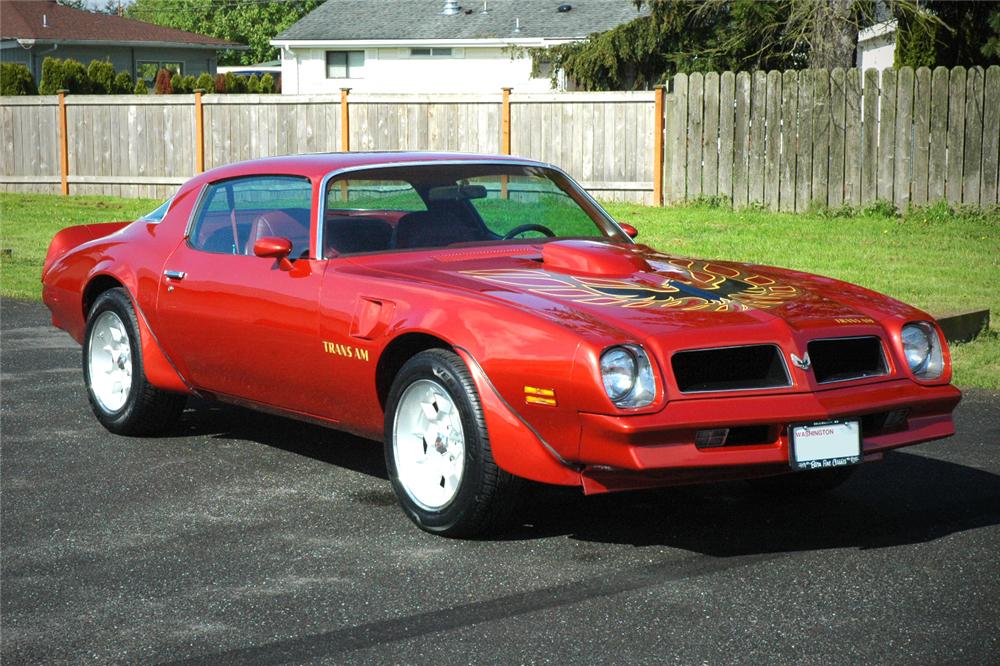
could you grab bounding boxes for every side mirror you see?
[253,236,294,271]
[619,223,639,239]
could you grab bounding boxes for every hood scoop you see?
[541,240,650,276]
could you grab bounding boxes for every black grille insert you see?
[672,344,790,393]
[808,336,887,383]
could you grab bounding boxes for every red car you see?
[42,152,961,536]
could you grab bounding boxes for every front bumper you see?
[577,379,961,493]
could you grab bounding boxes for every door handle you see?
[163,270,187,280]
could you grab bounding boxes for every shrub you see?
[134,78,149,95]
[213,73,226,93]
[39,57,64,94]
[224,71,243,93]
[246,74,260,94]
[260,73,275,94]
[87,59,116,94]
[195,72,214,92]
[61,59,92,94]
[170,72,184,93]
[153,68,173,94]
[181,75,197,93]
[113,71,133,94]
[0,63,37,95]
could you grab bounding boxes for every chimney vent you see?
[441,0,460,15]
[43,14,49,28]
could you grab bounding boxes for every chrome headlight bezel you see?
[901,321,944,380]
[600,344,657,408]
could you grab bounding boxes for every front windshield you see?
[322,163,626,257]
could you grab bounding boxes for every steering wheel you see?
[502,223,556,240]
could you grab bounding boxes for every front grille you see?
[672,344,790,393]
[808,336,888,383]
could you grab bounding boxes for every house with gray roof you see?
[270,0,645,94]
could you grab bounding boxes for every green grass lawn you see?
[2,193,997,388]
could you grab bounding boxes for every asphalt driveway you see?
[2,298,999,665]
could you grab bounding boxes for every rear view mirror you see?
[427,184,488,201]
[619,223,639,239]
[253,236,294,270]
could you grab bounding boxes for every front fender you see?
[456,347,581,487]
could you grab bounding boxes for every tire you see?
[384,348,521,537]
[83,287,186,435]
[746,466,857,496]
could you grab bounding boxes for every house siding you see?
[1,42,218,84]
[280,46,556,94]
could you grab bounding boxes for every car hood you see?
[353,240,918,342]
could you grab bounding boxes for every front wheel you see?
[384,349,520,537]
[83,288,186,435]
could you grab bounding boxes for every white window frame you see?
[325,50,364,79]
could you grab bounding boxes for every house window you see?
[326,51,364,78]
[137,61,183,83]
[410,48,454,57]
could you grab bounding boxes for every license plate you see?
[789,420,861,470]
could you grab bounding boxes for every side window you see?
[324,179,425,257]
[189,176,313,257]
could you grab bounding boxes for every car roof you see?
[189,152,550,186]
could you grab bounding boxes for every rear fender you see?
[456,347,581,487]
[42,222,131,278]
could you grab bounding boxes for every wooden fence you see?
[1,65,998,209]
[666,65,1000,211]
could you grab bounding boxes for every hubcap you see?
[87,311,133,413]
[392,379,465,511]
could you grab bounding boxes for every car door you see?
[154,175,329,416]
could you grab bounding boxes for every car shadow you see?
[174,398,389,481]
[504,453,1000,555]
[173,400,999,556]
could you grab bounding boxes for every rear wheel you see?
[384,349,520,537]
[746,466,857,496]
[83,288,186,435]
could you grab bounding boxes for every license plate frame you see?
[789,419,862,471]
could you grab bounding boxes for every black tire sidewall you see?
[384,350,490,534]
[82,288,147,434]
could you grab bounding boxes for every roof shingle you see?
[274,0,645,42]
[0,0,242,47]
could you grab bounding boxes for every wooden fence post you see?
[58,90,69,196]
[501,87,512,199]
[501,87,512,155]
[653,85,665,206]
[194,90,205,174]
[340,87,351,152]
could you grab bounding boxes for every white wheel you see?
[87,310,133,413]
[392,378,466,511]
[383,349,521,536]
[83,288,186,435]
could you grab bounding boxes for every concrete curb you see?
[934,309,991,344]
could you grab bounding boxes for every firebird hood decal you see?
[462,259,799,313]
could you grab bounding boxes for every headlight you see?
[600,345,656,408]
[901,322,944,379]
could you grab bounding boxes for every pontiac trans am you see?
[41,153,962,536]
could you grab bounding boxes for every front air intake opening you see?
[671,344,790,393]
[808,336,888,383]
